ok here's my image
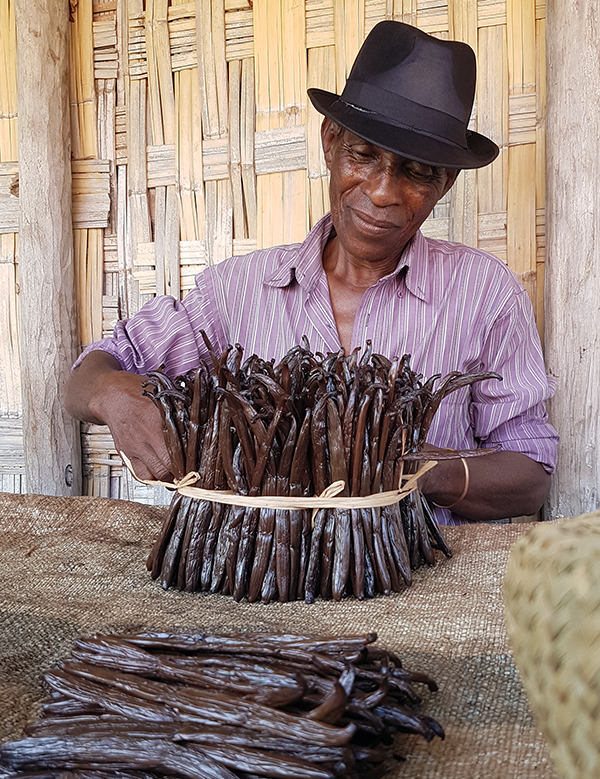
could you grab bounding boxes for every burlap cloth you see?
[0,492,558,778]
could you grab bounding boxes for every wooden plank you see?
[545,0,600,518]
[14,0,82,496]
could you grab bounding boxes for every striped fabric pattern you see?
[76,214,558,525]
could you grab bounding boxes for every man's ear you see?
[320,118,337,170]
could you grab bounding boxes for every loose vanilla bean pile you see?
[0,631,444,779]
[143,337,499,602]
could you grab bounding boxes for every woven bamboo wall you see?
[0,0,546,501]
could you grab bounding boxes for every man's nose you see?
[364,162,403,206]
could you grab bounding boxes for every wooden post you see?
[545,0,600,517]
[15,0,82,495]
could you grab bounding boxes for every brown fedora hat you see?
[308,21,499,170]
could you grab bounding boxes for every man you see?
[65,21,558,525]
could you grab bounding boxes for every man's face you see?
[322,119,458,264]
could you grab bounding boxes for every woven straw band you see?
[120,452,436,511]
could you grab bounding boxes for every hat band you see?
[341,80,469,148]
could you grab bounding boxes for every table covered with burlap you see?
[0,491,557,778]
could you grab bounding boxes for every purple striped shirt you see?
[77,214,558,524]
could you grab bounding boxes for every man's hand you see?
[417,443,551,521]
[65,351,174,482]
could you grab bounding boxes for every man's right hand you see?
[64,351,174,482]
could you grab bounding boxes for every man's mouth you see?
[352,209,399,232]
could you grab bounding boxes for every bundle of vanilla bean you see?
[0,631,444,779]
[144,337,499,602]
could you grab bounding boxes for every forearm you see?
[419,450,551,521]
[65,351,173,481]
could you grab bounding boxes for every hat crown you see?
[307,20,499,169]
[345,21,476,123]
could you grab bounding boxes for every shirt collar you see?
[264,213,431,302]
[264,214,334,291]
[401,229,430,302]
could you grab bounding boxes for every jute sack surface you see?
[505,512,600,779]
[0,491,557,779]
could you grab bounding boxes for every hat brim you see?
[308,88,499,170]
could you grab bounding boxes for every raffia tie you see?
[119,451,437,513]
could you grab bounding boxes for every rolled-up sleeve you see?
[471,287,558,472]
[72,277,226,377]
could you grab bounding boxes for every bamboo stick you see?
[282,0,306,127]
[0,0,17,160]
[90,228,104,342]
[507,143,537,304]
[155,0,176,145]
[476,24,508,219]
[72,0,98,158]
[165,184,181,298]
[253,0,276,133]
[334,0,365,93]
[535,14,546,336]
[393,0,417,25]
[507,0,536,94]
[205,178,233,264]
[0,2,19,420]
[283,169,308,244]
[240,56,256,241]
[307,45,334,227]
[212,0,228,136]
[0,262,21,414]
[176,68,193,239]
[190,65,207,242]
[448,0,477,49]
[196,0,222,137]
[228,58,245,239]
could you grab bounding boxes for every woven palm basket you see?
[504,511,600,779]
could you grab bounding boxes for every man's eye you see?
[407,163,433,178]
[405,162,442,182]
[348,144,375,159]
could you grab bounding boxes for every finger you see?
[125,456,156,482]
[146,454,175,483]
